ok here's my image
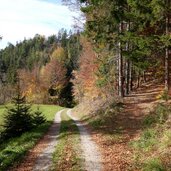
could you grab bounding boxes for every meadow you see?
[0,104,63,171]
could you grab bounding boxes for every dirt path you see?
[11,109,64,171]
[67,109,102,171]
[91,84,163,171]
[33,109,64,171]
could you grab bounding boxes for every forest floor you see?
[77,82,164,171]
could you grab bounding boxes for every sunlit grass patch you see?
[0,105,62,171]
[130,103,171,170]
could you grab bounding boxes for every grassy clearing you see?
[0,104,62,171]
[130,103,171,171]
[51,110,83,171]
[0,104,61,128]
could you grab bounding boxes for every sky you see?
[0,0,79,49]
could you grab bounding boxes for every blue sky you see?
[0,0,79,49]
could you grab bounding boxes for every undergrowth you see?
[81,101,123,130]
[130,103,171,171]
[74,100,124,144]
[51,110,83,171]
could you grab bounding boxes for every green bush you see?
[143,103,171,127]
[2,95,33,139]
[32,107,46,126]
[155,104,170,124]
[143,114,157,127]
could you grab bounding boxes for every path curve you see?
[33,109,65,171]
[67,109,102,171]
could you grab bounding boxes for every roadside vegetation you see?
[130,103,171,171]
[0,104,62,171]
[74,98,124,137]
[0,105,6,131]
[51,110,83,171]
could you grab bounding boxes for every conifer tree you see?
[2,80,33,139]
[32,106,46,125]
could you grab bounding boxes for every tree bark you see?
[137,70,141,88]
[125,22,130,95]
[129,61,133,92]
[125,60,130,95]
[118,22,124,97]
[143,71,146,83]
[165,0,169,91]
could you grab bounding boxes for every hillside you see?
[73,82,171,170]
[0,29,81,106]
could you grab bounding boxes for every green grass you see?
[51,110,83,171]
[0,105,7,129]
[131,128,158,152]
[0,104,63,171]
[130,103,171,171]
[0,104,61,128]
[143,158,165,171]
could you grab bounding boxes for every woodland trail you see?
[90,83,164,171]
[10,108,103,171]
[67,109,102,171]
[9,83,161,171]
[10,109,65,171]
[32,109,64,171]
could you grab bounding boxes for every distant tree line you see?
[0,29,81,106]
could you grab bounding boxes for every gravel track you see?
[67,109,102,171]
[32,109,65,171]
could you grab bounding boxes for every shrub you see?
[32,107,46,126]
[143,103,171,127]
[155,103,170,123]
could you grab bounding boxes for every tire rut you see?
[32,109,65,171]
[67,109,102,171]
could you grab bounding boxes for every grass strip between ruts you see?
[51,110,83,171]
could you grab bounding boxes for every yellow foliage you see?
[156,90,167,100]
[51,47,66,62]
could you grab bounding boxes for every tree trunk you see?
[125,22,130,95]
[165,0,169,91]
[137,70,141,89]
[143,71,146,83]
[129,61,133,92]
[118,22,124,97]
[125,60,130,95]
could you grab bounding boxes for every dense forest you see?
[0,29,81,106]
[1,0,171,107]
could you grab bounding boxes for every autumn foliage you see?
[19,47,67,104]
[72,38,100,103]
